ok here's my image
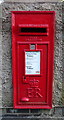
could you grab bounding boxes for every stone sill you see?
[1,116,64,120]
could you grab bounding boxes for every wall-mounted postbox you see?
[12,11,55,109]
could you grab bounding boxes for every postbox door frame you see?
[12,11,55,109]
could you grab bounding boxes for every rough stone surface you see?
[4,0,63,3]
[62,1,64,105]
[0,1,2,99]
[1,1,63,119]
[2,1,63,107]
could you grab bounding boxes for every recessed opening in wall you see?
[20,27,47,33]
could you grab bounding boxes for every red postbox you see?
[12,11,55,109]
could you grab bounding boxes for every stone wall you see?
[0,0,64,119]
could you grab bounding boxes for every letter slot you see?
[18,25,48,35]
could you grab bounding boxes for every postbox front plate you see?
[12,11,55,109]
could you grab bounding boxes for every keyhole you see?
[24,76,26,80]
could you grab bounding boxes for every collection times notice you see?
[25,51,40,75]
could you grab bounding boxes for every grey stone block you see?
[1,0,64,118]
[2,31,12,107]
[2,2,63,107]
[4,0,62,3]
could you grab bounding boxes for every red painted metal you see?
[12,11,55,109]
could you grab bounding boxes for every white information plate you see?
[25,51,40,75]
